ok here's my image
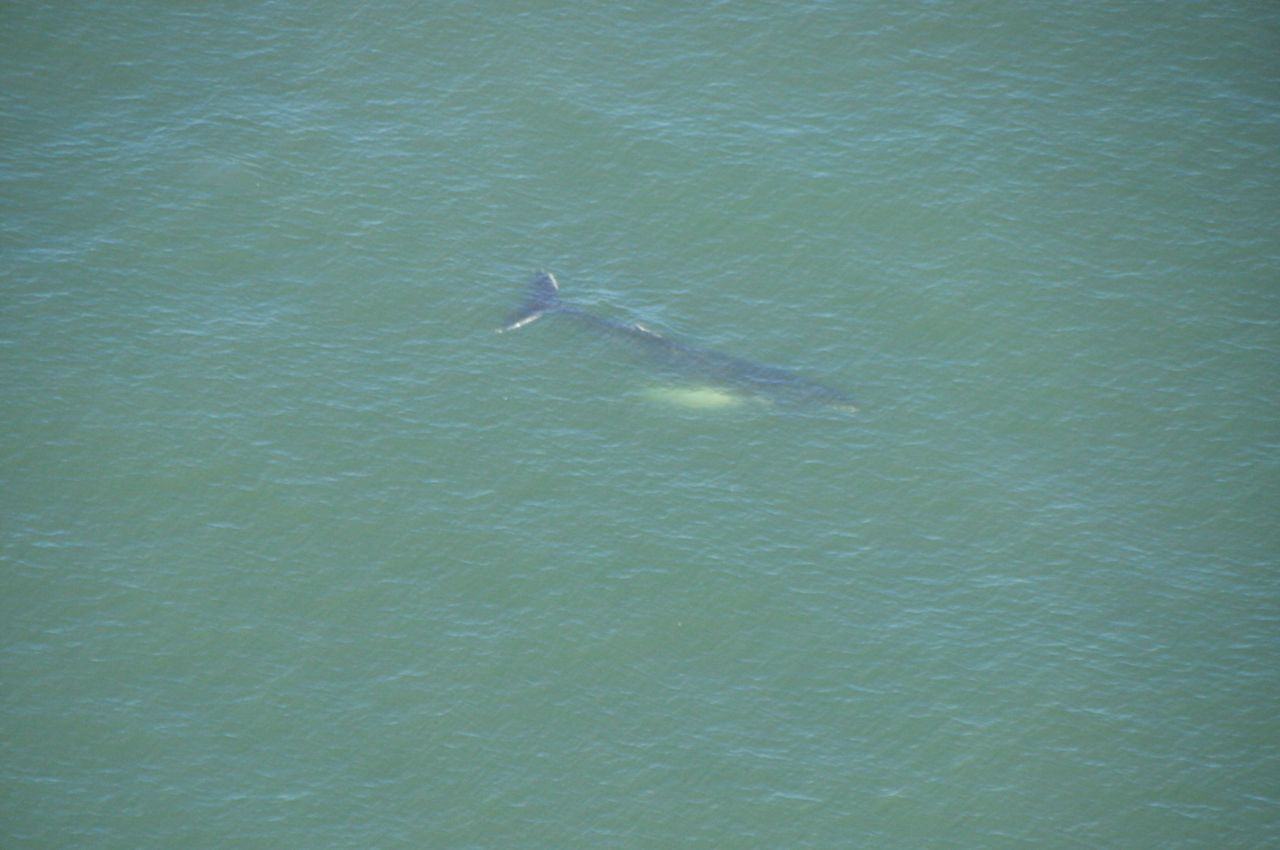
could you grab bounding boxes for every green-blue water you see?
[4,2,1278,847]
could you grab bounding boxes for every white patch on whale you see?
[640,385,759,410]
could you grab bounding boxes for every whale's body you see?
[499,272,858,412]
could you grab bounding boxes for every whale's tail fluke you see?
[498,271,562,333]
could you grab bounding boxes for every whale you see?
[499,272,858,412]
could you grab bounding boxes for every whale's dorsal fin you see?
[497,271,561,333]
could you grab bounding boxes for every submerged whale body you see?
[499,271,859,412]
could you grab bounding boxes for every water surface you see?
[3,2,1278,847]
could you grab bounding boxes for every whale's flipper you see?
[498,271,562,333]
